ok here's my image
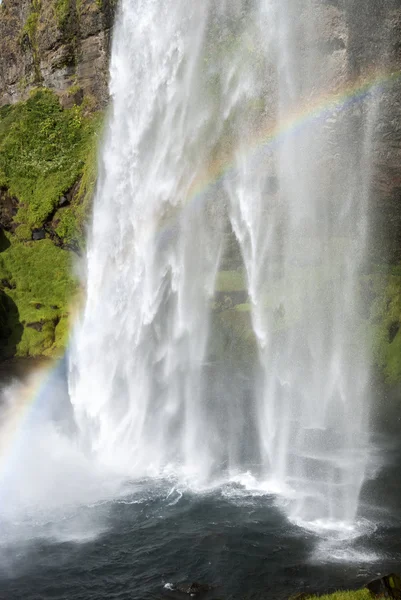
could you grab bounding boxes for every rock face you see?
[305,1,401,263]
[367,574,401,599]
[350,1,401,264]
[0,0,116,109]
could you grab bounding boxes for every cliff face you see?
[0,0,115,109]
[0,0,401,387]
[0,0,113,358]
[213,1,401,391]
[347,0,401,264]
[298,0,401,263]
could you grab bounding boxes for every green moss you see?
[17,320,55,358]
[359,271,401,384]
[209,306,258,366]
[67,83,82,98]
[54,111,103,248]
[306,589,371,600]
[0,89,101,231]
[0,90,102,358]
[14,224,32,241]
[54,205,78,244]
[213,257,401,380]
[53,316,70,352]
[216,270,247,292]
[0,234,77,357]
[385,330,401,383]
[21,0,41,82]
[234,303,252,313]
[55,0,70,29]
[17,76,29,95]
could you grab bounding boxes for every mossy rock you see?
[0,89,103,358]
[358,270,401,385]
[215,269,247,293]
[0,88,102,236]
[53,316,71,353]
[209,304,258,366]
[14,224,32,241]
[0,234,77,358]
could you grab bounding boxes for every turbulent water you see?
[68,0,376,529]
[1,363,401,599]
[1,4,400,596]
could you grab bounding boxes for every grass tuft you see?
[306,589,372,600]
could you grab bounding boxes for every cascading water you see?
[69,0,375,528]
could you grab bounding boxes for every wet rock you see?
[32,228,46,241]
[60,86,84,109]
[289,593,312,600]
[0,0,114,109]
[367,573,401,599]
[1,279,14,290]
[265,175,279,195]
[389,321,401,343]
[175,582,213,596]
[26,321,44,332]
[0,188,19,232]
[59,195,69,207]
[214,289,248,310]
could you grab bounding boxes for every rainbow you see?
[1,68,401,462]
[0,360,62,481]
[185,68,401,204]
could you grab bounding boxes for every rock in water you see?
[289,593,312,600]
[367,574,401,599]
[175,582,213,596]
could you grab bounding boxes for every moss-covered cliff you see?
[0,0,110,357]
[0,86,102,357]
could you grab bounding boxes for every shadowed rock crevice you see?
[0,287,23,359]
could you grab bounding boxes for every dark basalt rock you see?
[214,290,249,310]
[32,228,46,241]
[59,195,69,207]
[1,279,14,290]
[265,175,279,195]
[289,593,312,600]
[0,188,19,232]
[26,321,44,332]
[367,573,401,599]
[175,582,213,596]
[388,321,400,344]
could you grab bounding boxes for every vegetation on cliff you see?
[0,88,102,358]
[0,234,77,357]
[0,88,101,236]
[0,75,399,391]
[360,267,401,385]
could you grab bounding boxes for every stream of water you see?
[68,0,375,529]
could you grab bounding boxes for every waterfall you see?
[69,0,375,528]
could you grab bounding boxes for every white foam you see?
[312,538,381,564]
